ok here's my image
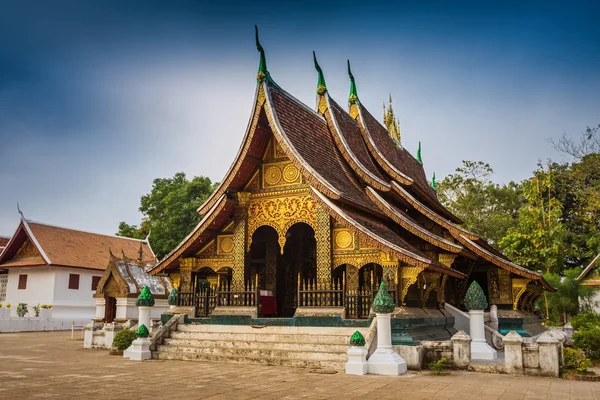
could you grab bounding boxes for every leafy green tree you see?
[551,154,600,268]
[543,268,594,322]
[117,172,218,259]
[438,161,525,245]
[499,165,565,273]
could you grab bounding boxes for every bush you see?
[543,320,564,327]
[428,357,448,375]
[33,304,41,317]
[573,327,600,361]
[570,312,600,331]
[564,347,592,373]
[16,303,28,317]
[112,329,137,351]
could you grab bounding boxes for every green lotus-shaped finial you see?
[136,324,149,338]
[136,286,155,307]
[350,330,366,347]
[372,281,396,314]
[464,280,488,311]
[167,288,178,306]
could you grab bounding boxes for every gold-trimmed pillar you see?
[179,257,196,292]
[421,271,441,308]
[437,253,457,307]
[399,265,421,305]
[232,192,251,291]
[315,206,332,283]
[511,278,530,311]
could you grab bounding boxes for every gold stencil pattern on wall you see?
[247,194,317,251]
[262,161,302,188]
[217,235,234,255]
[333,229,354,250]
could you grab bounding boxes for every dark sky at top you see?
[0,0,598,237]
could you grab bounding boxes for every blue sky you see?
[0,0,598,237]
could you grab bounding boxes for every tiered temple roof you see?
[149,28,553,292]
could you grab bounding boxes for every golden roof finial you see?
[383,93,401,145]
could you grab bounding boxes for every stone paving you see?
[1,331,600,399]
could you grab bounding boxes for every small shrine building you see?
[149,29,553,322]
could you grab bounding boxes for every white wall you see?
[5,268,56,314]
[4,267,102,321]
[52,267,103,321]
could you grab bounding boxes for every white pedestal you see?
[138,306,151,330]
[123,338,151,361]
[367,314,407,375]
[469,310,497,360]
[346,347,368,375]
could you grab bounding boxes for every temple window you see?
[68,274,80,290]
[18,274,27,290]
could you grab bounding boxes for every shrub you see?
[16,303,28,317]
[570,312,600,331]
[33,304,40,317]
[563,347,592,373]
[574,327,600,361]
[112,329,137,351]
[428,357,448,375]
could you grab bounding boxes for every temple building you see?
[149,29,553,330]
[0,215,155,322]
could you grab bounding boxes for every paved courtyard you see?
[0,331,599,399]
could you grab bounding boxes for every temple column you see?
[315,206,332,283]
[264,236,278,293]
[232,192,251,291]
[179,258,196,292]
[381,254,399,304]
[399,265,420,306]
[437,253,457,307]
[420,272,441,308]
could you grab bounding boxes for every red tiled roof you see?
[0,221,155,271]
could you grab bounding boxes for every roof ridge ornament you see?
[255,25,268,83]
[347,60,358,104]
[313,51,327,95]
[417,142,423,164]
[431,172,437,192]
[17,202,26,220]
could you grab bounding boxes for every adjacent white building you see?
[577,253,600,313]
[0,217,155,326]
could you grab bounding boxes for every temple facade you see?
[149,31,553,322]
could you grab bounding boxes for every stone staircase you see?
[153,324,366,370]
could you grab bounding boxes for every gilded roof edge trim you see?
[391,182,478,241]
[355,101,413,185]
[458,234,555,291]
[150,194,230,275]
[309,187,465,279]
[263,81,342,200]
[365,187,463,253]
[324,94,391,192]
[197,84,262,215]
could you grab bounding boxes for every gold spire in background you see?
[383,94,401,145]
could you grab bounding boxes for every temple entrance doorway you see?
[250,223,316,318]
[104,295,116,323]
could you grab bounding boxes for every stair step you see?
[153,350,345,370]
[170,330,352,345]
[163,338,350,353]
[156,344,348,361]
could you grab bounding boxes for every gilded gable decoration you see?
[16,240,40,258]
[246,193,317,252]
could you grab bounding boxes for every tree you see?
[549,124,600,160]
[438,161,525,245]
[117,172,218,259]
[499,165,565,273]
[551,154,600,268]
[543,268,595,322]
